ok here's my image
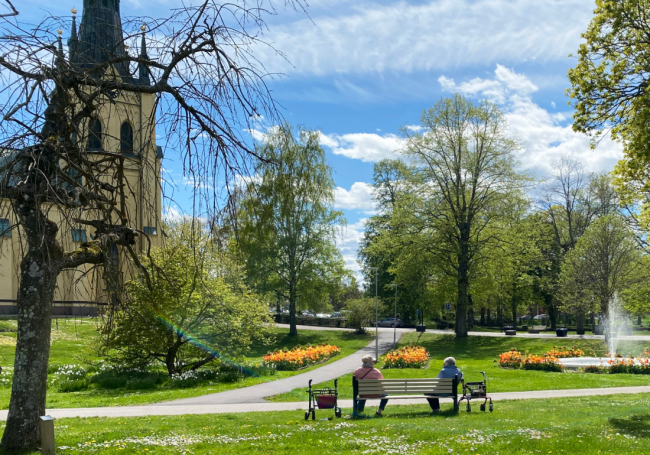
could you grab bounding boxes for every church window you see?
[87,118,102,150]
[120,122,134,154]
[71,229,88,242]
[0,219,11,237]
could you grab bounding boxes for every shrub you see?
[383,345,430,369]
[126,377,158,390]
[344,298,378,334]
[56,378,88,393]
[263,344,341,370]
[584,365,605,374]
[90,373,128,389]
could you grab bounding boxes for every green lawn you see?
[270,333,650,402]
[0,319,373,409]
[4,394,650,454]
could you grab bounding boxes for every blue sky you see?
[20,0,624,279]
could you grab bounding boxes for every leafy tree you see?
[238,124,346,336]
[399,94,528,337]
[558,215,643,332]
[0,0,306,448]
[345,298,381,334]
[567,1,650,235]
[99,220,273,376]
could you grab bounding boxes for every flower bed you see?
[545,346,585,358]
[383,345,430,369]
[262,344,341,371]
[523,354,563,372]
[497,349,563,372]
[607,357,650,374]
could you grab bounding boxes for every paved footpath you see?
[147,327,399,406]
[4,385,650,420]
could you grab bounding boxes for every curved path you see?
[148,327,399,406]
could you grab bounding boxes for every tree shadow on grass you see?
[609,414,650,438]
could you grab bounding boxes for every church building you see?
[0,0,163,315]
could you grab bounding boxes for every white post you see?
[40,415,55,455]
[368,267,379,360]
[393,284,397,349]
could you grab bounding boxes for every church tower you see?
[0,2,163,315]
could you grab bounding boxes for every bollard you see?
[40,415,55,455]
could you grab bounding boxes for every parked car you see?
[521,315,532,320]
[533,314,548,320]
[377,318,404,328]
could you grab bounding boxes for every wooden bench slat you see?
[358,389,453,394]
[358,385,454,390]
[357,395,447,400]
[360,379,453,383]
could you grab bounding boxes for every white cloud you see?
[334,182,377,213]
[320,132,402,162]
[336,219,367,279]
[256,0,593,75]
[438,65,623,175]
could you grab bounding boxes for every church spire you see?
[138,23,150,85]
[67,7,78,55]
[73,0,130,79]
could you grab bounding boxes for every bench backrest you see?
[354,377,457,397]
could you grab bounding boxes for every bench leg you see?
[353,399,358,417]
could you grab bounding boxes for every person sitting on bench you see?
[427,357,463,412]
[353,354,388,416]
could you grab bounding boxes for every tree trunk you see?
[638,314,642,326]
[467,295,474,329]
[1,208,61,451]
[480,307,485,326]
[455,267,469,337]
[546,294,557,330]
[288,280,298,336]
[576,311,584,333]
[165,338,184,376]
[486,308,491,325]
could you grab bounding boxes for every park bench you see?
[352,376,459,415]
[528,325,546,334]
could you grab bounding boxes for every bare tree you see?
[0,0,305,450]
[538,154,618,329]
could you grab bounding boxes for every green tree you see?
[345,298,380,334]
[399,94,528,337]
[238,124,346,336]
[567,1,650,231]
[99,220,273,376]
[558,215,643,332]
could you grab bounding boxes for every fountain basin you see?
[559,357,642,370]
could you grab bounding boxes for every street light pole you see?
[368,267,379,360]
[389,284,397,349]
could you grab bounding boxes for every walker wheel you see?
[480,403,485,412]
[489,403,493,412]
[311,410,316,420]
[466,403,471,413]
[305,411,309,420]
[335,409,342,418]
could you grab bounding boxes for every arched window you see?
[120,122,134,154]
[87,118,102,150]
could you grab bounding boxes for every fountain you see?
[559,295,638,370]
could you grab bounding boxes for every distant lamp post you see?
[389,283,397,349]
[368,267,379,359]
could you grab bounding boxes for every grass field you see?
[270,332,650,402]
[3,393,650,454]
[0,319,373,409]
